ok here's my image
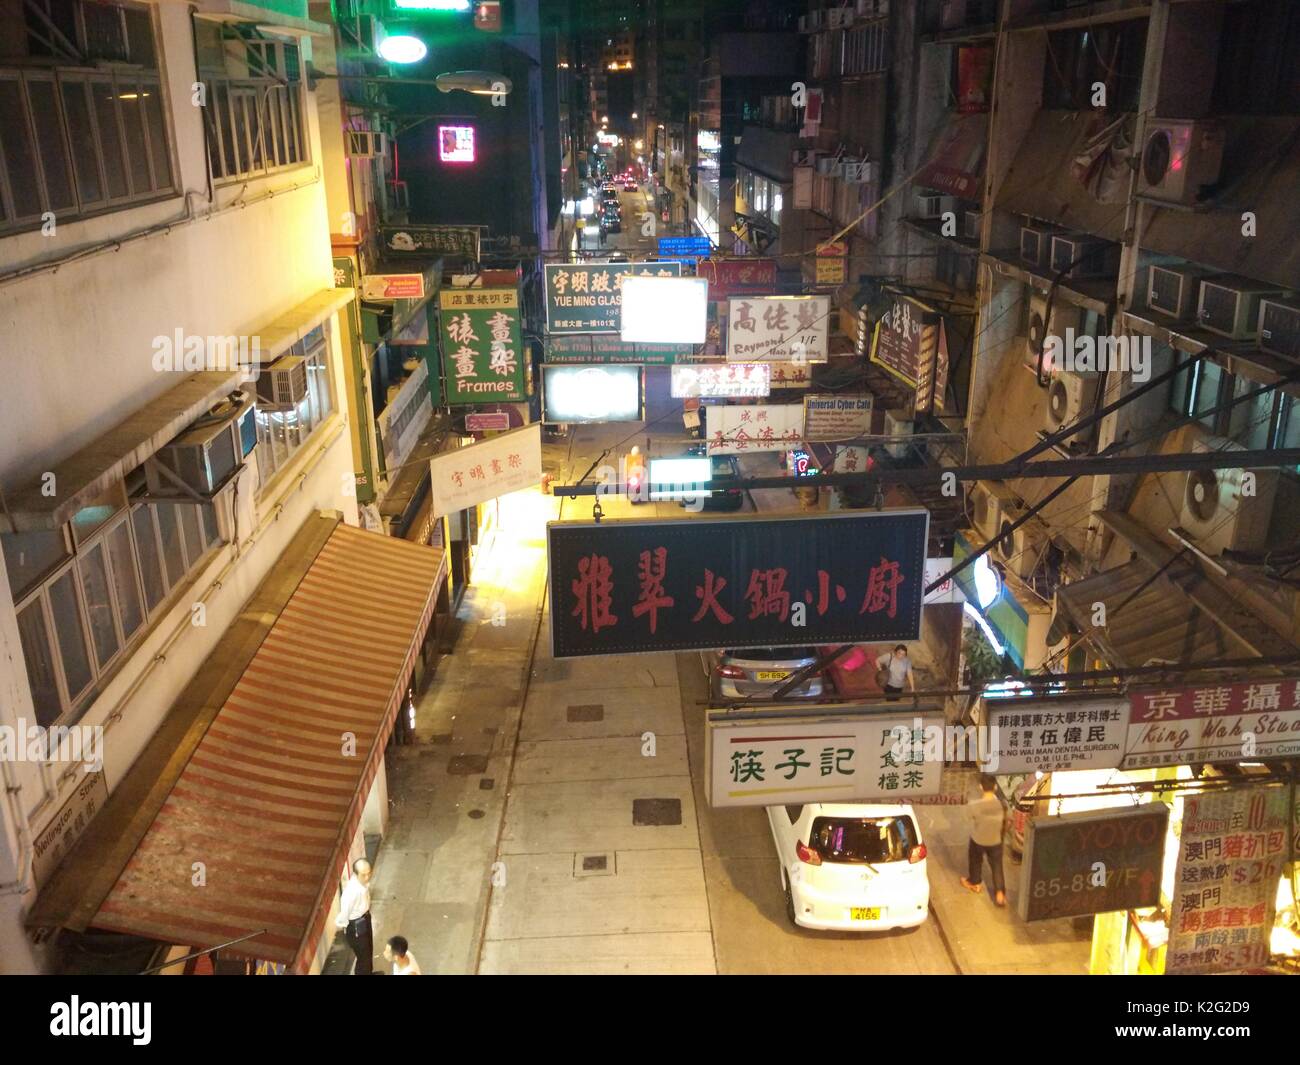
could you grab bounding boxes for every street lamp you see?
[435,70,513,95]
[378,34,428,64]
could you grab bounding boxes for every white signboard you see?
[983,695,1128,775]
[620,276,708,344]
[671,363,771,398]
[726,295,830,363]
[376,359,433,471]
[429,423,542,514]
[923,557,965,605]
[706,711,945,808]
[833,445,869,473]
[32,771,108,887]
[707,403,804,455]
[803,394,873,442]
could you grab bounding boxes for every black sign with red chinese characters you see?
[547,510,929,658]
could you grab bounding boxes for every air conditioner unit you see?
[147,395,257,498]
[1050,233,1119,280]
[827,7,854,29]
[996,510,1048,583]
[963,209,983,240]
[1197,275,1288,340]
[255,355,310,409]
[798,13,809,31]
[1138,119,1225,206]
[1019,223,1060,270]
[1044,370,1100,443]
[1258,297,1300,360]
[915,192,956,219]
[347,130,387,158]
[792,149,817,167]
[1025,291,1083,369]
[815,154,839,175]
[882,409,912,459]
[1147,264,1212,322]
[968,480,1019,545]
[840,158,873,183]
[806,10,824,30]
[1181,435,1279,555]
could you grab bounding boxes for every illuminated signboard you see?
[439,125,475,163]
[620,277,708,344]
[542,364,642,423]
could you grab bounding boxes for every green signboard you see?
[545,335,692,364]
[544,261,682,334]
[438,288,526,405]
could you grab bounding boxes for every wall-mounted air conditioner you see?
[1025,291,1082,369]
[1044,370,1099,444]
[1197,275,1288,340]
[969,480,1019,545]
[915,192,956,219]
[255,355,310,409]
[1050,233,1119,280]
[995,510,1048,583]
[1181,434,1278,555]
[347,130,388,158]
[840,158,873,183]
[815,154,838,175]
[147,395,257,498]
[827,7,854,29]
[1137,119,1225,206]
[1019,223,1060,270]
[792,149,817,167]
[1147,264,1212,322]
[963,209,983,240]
[882,408,913,459]
[1258,298,1300,360]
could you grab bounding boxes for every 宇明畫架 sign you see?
[429,424,542,514]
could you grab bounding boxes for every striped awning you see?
[90,522,445,973]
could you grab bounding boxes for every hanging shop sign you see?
[376,360,434,472]
[1018,805,1168,923]
[381,224,480,260]
[983,694,1128,774]
[544,261,683,333]
[726,295,830,363]
[542,364,642,423]
[548,509,929,658]
[657,235,712,261]
[803,394,873,442]
[1122,678,1300,769]
[438,287,526,404]
[706,403,804,455]
[922,557,964,605]
[815,241,848,285]
[770,361,813,389]
[1166,784,1290,975]
[671,363,771,399]
[545,335,690,364]
[697,258,778,301]
[465,412,511,432]
[31,770,108,888]
[429,423,542,514]
[705,709,945,808]
[361,273,426,301]
[871,296,945,413]
[620,276,709,344]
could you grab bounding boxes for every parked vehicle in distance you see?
[600,211,621,234]
[623,178,638,190]
[606,253,630,263]
[702,454,743,511]
[998,772,1050,861]
[708,646,825,703]
[767,803,930,931]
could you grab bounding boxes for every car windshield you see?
[724,647,815,661]
[711,457,735,476]
[809,816,918,863]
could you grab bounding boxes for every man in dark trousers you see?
[335,858,375,973]
[960,774,1007,907]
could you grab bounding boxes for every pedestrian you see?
[384,935,421,975]
[961,774,1007,907]
[335,858,375,974]
[875,643,916,700]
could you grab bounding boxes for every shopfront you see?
[951,530,1055,672]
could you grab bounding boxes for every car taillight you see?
[909,844,927,864]
[796,841,822,866]
[716,664,746,679]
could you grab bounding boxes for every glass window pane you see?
[131,506,165,611]
[1,529,69,601]
[124,7,156,67]
[286,89,301,163]
[248,87,265,170]
[142,85,172,190]
[179,504,204,567]
[79,542,121,669]
[1168,352,1194,417]
[0,80,43,218]
[264,89,283,166]
[17,601,63,728]
[106,520,144,640]
[118,82,153,194]
[1228,376,1274,450]
[255,413,275,483]
[91,81,129,199]
[311,353,331,421]
[48,569,93,700]
[231,92,250,175]
[60,80,102,205]
[157,503,185,586]
[26,79,75,212]
[200,502,221,548]
[1194,363,1225,430]
[214,83,236,177]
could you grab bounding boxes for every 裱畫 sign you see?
[439,287,526,404]
[544,262,682,333]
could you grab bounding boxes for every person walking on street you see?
[384,935,421,975]
[876,644,916,701]
[961,774,1007,907]
[336,858,375,973]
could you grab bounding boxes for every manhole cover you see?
[468,809,485,819]
[582,854,607,872]
[632,798,682,826]
[448,754,489,775]
[567,704,605,723]
[479,778,495,790]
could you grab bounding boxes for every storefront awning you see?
[916,112,988,201]
[28,515,446,973]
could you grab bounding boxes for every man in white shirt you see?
[876,643,916,701]
[335,858,374,974]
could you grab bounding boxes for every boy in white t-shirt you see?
[384,935,421,975]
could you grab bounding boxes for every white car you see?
[766,803,930,932]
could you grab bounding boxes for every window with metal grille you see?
[0,0,175,234]
[253,322,335,491]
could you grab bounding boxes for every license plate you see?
[755,670,790,681]
[850,907,881,921]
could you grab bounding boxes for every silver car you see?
[708,646,826,704]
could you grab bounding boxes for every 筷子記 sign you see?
[1166,785,1290,974]
[707,403,804,455]
[544,262,682,333]
[1019,805,1168,922]
[439,287,526,404]
[726,295,830,362]
[983,694,1128,774]
[547,509,929,658]
[429,424,542,514]
[705,710,945,808]
[803,394,873,442]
